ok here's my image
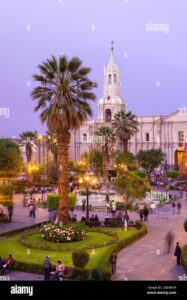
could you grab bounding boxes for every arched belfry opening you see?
[105,109,112,122]
[108,74,112,84]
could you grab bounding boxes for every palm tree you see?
[31,55,96,224]
[95,126,116,179]
[46,131,58,163]
[112,110,138,152]
[19,131,37,164]
[19,131,38,183]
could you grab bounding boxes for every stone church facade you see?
[69,48,187,170]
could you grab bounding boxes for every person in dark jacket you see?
[8,206,13,223]
[43,256,52,280]
[177,202,181,214]
[143,206,149,222]
[139,209,144,222]
[109,251,117,274]
[174,242,182,265]
[165,230,174,253]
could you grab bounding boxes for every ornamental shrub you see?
[184,220,187,232]
[72,250,89,269]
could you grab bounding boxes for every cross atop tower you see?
[111,40,114,51]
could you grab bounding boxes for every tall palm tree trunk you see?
[123,140,128,152]
[57,132,70,224]
[102,157,107,181]
[26,150,32,185]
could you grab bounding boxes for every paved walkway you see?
[1,272,43,281]
[1,192,187,281]
[112,197,187,281]
[0,194,48,234]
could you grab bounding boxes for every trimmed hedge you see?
[47,194,59,210]
[84,221,101,227]
[0,213,9,223]
[182,245,187,272]
[13,261,91,280]
[72,250,90,269]
[104,218,124,227]
[166,171,179,178]
[184,220,187,232]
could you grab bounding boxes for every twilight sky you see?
[0,0,187,137]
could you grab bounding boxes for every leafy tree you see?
[0,185,14,208]
[114,172,151,205]
[137,149,165,180]
[114,151,137,172]
[88,149,103,176]
[30,164,45,185]
[112,110,138,152]
[47,161,58,183]
[32,55,97,223]
[68,159,86,176]
[0,139,23,178]
[80,151,89,168]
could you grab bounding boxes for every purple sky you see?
[0,0,187,137]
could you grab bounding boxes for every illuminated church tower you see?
[98,42,125,122]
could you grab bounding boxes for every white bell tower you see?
[98,42,125,122]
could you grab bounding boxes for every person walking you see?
[174,242,182,265]
[111,200,116,217]
[43,256,52,280]
[109,251,117,274]
[143,206,149,222]
[139,209,144,222]
[171,201,176,215]
[32,202,36,218]
[165,230,174,253]
[123,211,129,225]
[8,206,13,223]
[106,202,111,213]
[177,202,181,214]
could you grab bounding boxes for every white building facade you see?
[69,47,187,170]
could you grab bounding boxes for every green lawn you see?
[0,227,144,270]
[24,231,114,251]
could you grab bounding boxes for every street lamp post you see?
[79,176,97,220]
[86,185,89,219]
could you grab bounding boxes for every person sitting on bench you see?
[54,261,65,281]
[1,254,14,275]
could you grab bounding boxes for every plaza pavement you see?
[112,196,187,281]
[1,193,187,281]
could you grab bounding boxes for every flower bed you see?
[40,222,87,243]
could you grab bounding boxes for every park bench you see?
[61,267,73,281]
